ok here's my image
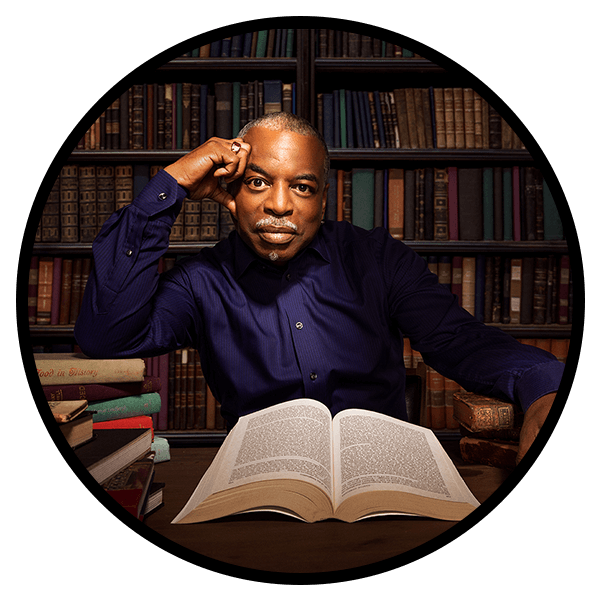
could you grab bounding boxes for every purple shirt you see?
[75,169,564,429]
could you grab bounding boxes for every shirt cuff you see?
[515,360,565,412]
[132,168,188,218]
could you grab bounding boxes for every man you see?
[74,112,564,463]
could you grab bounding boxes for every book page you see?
[172,399,334,523]
[332,409,479,510]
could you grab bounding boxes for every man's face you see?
[230,127,328,266]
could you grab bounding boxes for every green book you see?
[543,179,564,240]
[256,30,268,57]
[352,169,375,230]
[86,392,162,423]
[340,89,347,149]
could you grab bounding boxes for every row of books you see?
[183,29,297,59]
[37,164,235,244]
[29,249,572,333]
[315,30,422,59]
[37,352,168,520]
[318,87,523,150]
[30,256,92,325]
[37,163,564,244]
[34,335,569,440]
[405,336,570,431]
[328,166,564,242]
[78,79,295,152]
[180,29,422,60]
[35,348,225,434]
[427,253,572,325]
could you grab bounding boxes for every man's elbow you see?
[73,320,117,358]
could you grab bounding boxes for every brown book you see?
[443,88,455,149]
[74,428,152,484]
[453,88,465,148]
[184,200,202,241]
[463,88,475,148]
[34,353,146,386]
[28,256,39,324]
[60,165,79,243]
[78,165,98,242]
[428,367,446,429]
[393,89,410,149]
[132,85,144,149]
[58,258,73,325]
[457,168,483,240]
[205,385,216,430]
[41,176,61,242]
[433,88,446,148]
[461,257,476,316]
[387,168,404,239]
[115,165,133,210]
[200,200,219,241]
[404,88,419,149]
[36,257,54,325]
[459,437,518,469]
[96,165,115,231]
[49,398,88,423]
[510,258,523,324]
[453,392,519,433]
[433,168,448,240]
[215,82,233,138]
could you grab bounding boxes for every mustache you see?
[254,217,298,231]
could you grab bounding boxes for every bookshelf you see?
[28,27,572,442]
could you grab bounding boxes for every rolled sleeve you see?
[515,360,565,412]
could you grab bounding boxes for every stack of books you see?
[452,391,523,469]
[36,352,167,520]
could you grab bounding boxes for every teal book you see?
[87,392,162,423]
[543,179,564,240]
[256,30,268,57]
[352,168,375,230]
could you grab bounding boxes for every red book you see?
[42,376,162,402]
[28,256,39,324]
[50,257,62,325]
[94,415,155,440]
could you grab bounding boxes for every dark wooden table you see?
[142,441,513,580]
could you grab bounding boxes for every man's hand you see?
[164,137,251,214]
[516,393,555,465]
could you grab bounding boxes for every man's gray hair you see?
[237,112,330,179]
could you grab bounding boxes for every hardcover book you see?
[172,398,479,524]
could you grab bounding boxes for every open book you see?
[173,399,480,524]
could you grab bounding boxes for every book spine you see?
[35,356,146,385]
[87,392,161,423]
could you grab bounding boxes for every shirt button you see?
[310,372,318,381]
[295,322,303,330]
[158,192,168,201]
[126,249,133,257]
[286,273,291,281]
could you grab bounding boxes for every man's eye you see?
[247,178,266,188]
[295,184,313,194]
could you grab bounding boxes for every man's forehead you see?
[243,126,327,179]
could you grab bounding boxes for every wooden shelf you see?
[67,148,535,164]
[159,58,297,72]
[314,58,445,74]
[329,148,534,164]
[33,240,568,256]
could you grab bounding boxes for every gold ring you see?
[231,141,241,153]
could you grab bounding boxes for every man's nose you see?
[264,183,293,216]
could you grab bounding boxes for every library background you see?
[28,27,573,449]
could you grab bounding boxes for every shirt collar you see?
[232,225,331,280]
